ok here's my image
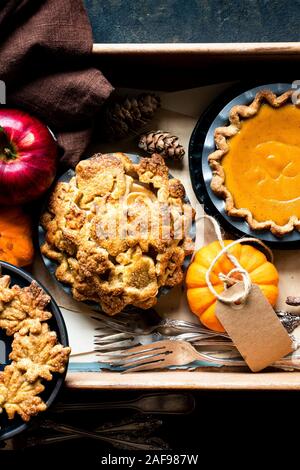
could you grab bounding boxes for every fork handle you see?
[53,402,134,412]
[42,422,164,450]
[43,422,124,443]
[26,434,79,447]
[194,350,246,367]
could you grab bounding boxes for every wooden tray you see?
[62,43,300,390]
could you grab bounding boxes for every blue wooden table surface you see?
[84,0,300,43]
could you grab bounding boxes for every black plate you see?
[0,262,69,441]
[38,153,196,307]
[189,81,300,248]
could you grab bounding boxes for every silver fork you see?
[107,340,246,372]
[53,393,195,414]
[38,419,168,450]
[92,310,232,356]
[91,309,230,336]
[94,330,235,361]
[95,330,233,348]
[92,310,300,361]
[92,309,300,336]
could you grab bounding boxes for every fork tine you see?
[115,349,168,366]
[95,344,166,362]
[99,341,167,367]
[96,351,135,362]
[118,353,168,370]
[95,343,139,351]
[93,321,124,328]
[94,332,132,342]
[113,341,168,357]
[96,351,163,365]
[92,315,129,328]
[94,338,139,351]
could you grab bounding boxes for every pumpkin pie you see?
[209,89,300,236]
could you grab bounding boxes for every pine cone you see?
[139,131,185,161]
[101,94,160,141]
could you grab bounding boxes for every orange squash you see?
[186,240,279,332]
[0,207,34,267]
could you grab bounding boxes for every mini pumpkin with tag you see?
[186,240,279,332]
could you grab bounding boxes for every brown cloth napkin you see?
[0,0,113,167]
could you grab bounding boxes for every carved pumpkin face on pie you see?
[209,89,300,236]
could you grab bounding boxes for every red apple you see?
[0,108,58,204]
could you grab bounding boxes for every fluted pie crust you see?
[208,89,300,237]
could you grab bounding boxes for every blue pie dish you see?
[189,82,300,248]
[38,153,196,308]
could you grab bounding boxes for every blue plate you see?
[189,82,300,248]
[39,153,196,308]
[0,262,69,441]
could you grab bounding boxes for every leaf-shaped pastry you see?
[0,365,46,421]
[0,281,51,335]
[10,323,71,383]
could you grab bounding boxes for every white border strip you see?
[92,42,300,55]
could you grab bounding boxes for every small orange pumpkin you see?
[186,240,279,332]
[0,207,34,267]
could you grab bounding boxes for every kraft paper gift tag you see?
[216,282,294,372]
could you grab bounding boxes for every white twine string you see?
[201,215,273,305]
